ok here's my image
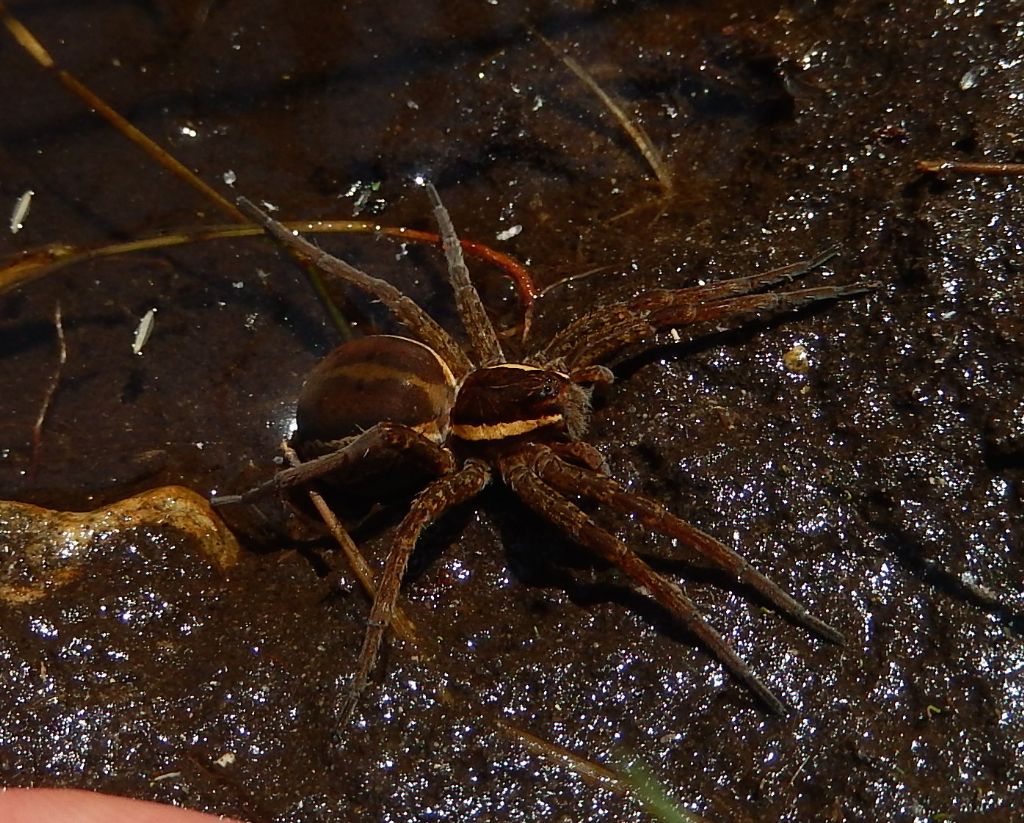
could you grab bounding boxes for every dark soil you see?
[1,1,1021,820]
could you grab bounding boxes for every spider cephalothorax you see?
[451,362,596,445]
[218,185,876,720]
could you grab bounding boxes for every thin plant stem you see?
[532,26,674,196]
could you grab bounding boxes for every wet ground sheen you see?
[0,1,1021,820]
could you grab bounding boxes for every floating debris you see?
[9,188,33,233]
[783,343,810,374]
[132,307,157,355]
[496,224,523,241]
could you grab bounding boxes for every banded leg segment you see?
[541,249,841,362]
[339,458,492,722]
[534,450,845,644]
[499,448,787,714]
[560,280,878,369]
[213,422,455,506]
[236,196,474,377]
[426,183,505,367]
[669,248,841,303]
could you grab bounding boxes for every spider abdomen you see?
[295,335,457,450]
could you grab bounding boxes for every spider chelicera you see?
[218,185,875,720]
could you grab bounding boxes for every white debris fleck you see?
[223,169,237,186]
[959,67,982,90]
[150,771,182,783]
[214,752,236,768]
[496,224,522,241]
[10,189,33,234]
[132,308,157,355]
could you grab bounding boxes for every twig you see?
[281,441,675,810]
[490,715,628,795]
[0,2,354,332]
[281,442,419,646]
[0,2,242,222]
[278,445,646,802]
[1,4,541,339]
[520,264,616,345]
[787,753,812,787]
[0,220,536,317]
[916,159,1024,176]
[29,301,67,480]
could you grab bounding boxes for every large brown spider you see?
[218,186,875,720]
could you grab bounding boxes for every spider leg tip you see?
[336,692,360,727]
[826,626,847,646]
[763,690,789,716]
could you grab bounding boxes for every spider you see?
[217,185,875,720]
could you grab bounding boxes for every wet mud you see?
[0,1,1021,820]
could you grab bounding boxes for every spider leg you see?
[670,247,841,302]
[646,282,876,333]
[532,449,845,644]
[425,183,506,366]
[235,196,473,377]
[556,280,879,369]
[212,422,455,506]
[539,249,840,361]
[500,447,787,714]
[339,458,492,723]
[568,364,615,387]
[539,245,876,369]
[547,441,610,474]
[593,252,847,358]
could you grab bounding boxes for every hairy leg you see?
[543,268,877,369]
[542,248,841,360]
[562,280,877,369]
[500,448,786,714]
[213,422,455,506]
[426,183,505,367]
[547,441,609,474]
[533,449,844,644]
[236,196,473,377]
[669,248,841,303]
[339,458,492,723]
